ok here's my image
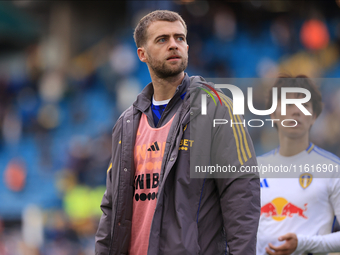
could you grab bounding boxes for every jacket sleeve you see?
[95,159,113,255]
[211,94,261,255]
[95,116,123,255]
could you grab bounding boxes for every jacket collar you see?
[133,73,190,113]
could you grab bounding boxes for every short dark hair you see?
[267,74,323,118]
[133,10,187,48]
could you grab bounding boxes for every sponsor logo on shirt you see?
[260,178,269,188]
[134,141,165,201]
[147,141,160,151]
[134,173,159,202]
[179,139,194,151]
[135,141,166,173]
[261,197,308,221]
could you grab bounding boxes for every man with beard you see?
[95,10,260,255]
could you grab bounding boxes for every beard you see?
[147,52,188,79]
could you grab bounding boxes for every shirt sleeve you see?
[296,231,340,254]
[295,177,340,254]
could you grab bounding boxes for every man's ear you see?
[137,47,147,63]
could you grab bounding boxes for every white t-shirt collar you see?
[152,96,171,106]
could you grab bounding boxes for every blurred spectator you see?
[4,158,26,192]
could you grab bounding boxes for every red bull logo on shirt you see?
[261,197,308,221]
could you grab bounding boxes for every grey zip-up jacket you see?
[95,74,261,255]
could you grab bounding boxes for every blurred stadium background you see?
[0,0,340,254]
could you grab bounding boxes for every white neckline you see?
[152,96,171,106]
[276,149,308,162]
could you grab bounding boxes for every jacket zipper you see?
[160,102,190,184]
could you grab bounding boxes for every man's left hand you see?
[265,233,298,255]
